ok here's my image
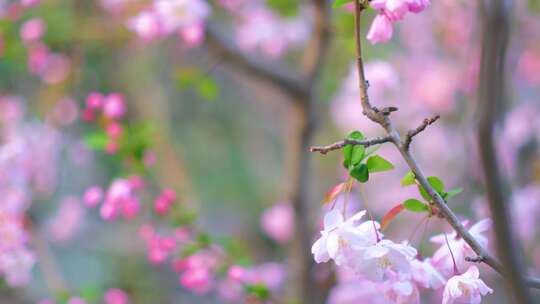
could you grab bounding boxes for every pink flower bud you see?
[154,197,171,215]
[106,122,123,138]
[122,197,140,220]
[180,268,211,294]
[83,186,103,208]
[127,175,145,190]
[227,265,245,282]
[260,203,294,244]
[86,92,104,109]
[81,108,95,122]
[20,18,45,44]
[161,189,177,202]
[100,202,118,220]
[103,93,126,120]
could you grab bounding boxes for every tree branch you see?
[476,0,532,301]
[314,0,540,290]
[310,136,393,154]
[403,115,440,149]
[204,24,309,100]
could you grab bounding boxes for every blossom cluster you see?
[312,208,493,303]
[216,0,310,57]
[0,96,61,286]
[367,0,430,44]
[0,0,72,84]
[126,0,210,46]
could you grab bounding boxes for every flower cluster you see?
[124,0,210,46]
[216,0,309,57]
[312,208,493,303]
[367,0,430,44]
[0,97,61,286]
[17,15,71,84]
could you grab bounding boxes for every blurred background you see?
[0,0,539,303]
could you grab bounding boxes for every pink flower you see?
[103,93,126,120]
[367,14,393,44]
[86,92,104,109]
[371,0,409,21]
[100,179,139,220]
[104,288,129,304]
[179,268,212,294]
[127,10,162,41]
[83,186,103,207]
[410,258,446,289]
[154,189,176,215]
[406,0,430,13]
[0,248,35,286]
[179,22,205,47]
[20,18,45,43]
[227,265,245,282]
[106,122,123,138]
[431,219,491,275]
[442,266,493,304]
[67,298,87,304]
[260,202,294,244]
[20,0,41,7]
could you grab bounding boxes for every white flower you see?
[351,239,417,281]
[153,0,210,33]
[431,219,491,275]
[410,258,446,289]
[442,266,493,304]
[381,276,420,304]
[311,209,380,266]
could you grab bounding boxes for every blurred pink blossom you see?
[103,93,126,120]
[104,288,129,304]
[20,18,45,43]
[260,202,294,244]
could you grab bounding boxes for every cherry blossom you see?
[431,219,492,275]
[260,202,294,244]
[410,258,446,289]
[442,266,493,304]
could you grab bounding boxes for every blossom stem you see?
[444,232,459,275]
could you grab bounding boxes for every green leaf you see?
[428,176,445,193]
[445,188,463,200]
[401,171,416,186]
[366,155,394,173]
[84,130,108,150]
[418,176,445,201]
[245,284,270,300]
[365,145,381,157]
[350,163,369,183]
[333,0,354,8]
[266,0,299,16]
[197,78,219,101]
[403,199,429,213]
[342,131,365,169]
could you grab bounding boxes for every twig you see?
[321,0,540,289]
[403,115,440,149]
[204,24,308,100]
[310,136,393,154]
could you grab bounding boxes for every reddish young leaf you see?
[381,204,405,230]
[321,182,347,205]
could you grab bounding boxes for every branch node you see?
[465,255,486,263]
[403,115,441,149]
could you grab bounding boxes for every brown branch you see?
[341,0,540,290]
[403,115,440,149]
[204,23,309,101]
[476,0,532,301]
[310,136,393,154]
